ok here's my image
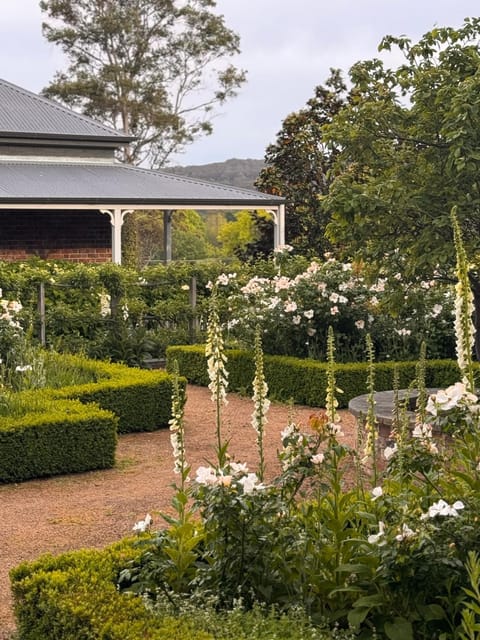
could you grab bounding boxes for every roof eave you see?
[0,196,285,207]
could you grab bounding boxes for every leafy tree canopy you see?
[323,18,480,285]
[217,210,273,260]
[255,69,348,256]
[40,0,246,167]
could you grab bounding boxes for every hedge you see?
[0,354,183,482]
[166,345,461,408]
[46,353,182,433]
[10,541,345,640]
[0,395,117,483]
[10,541,213,640]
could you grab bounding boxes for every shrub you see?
[10,542,352,640]
[166,345,461,407]
[0,394,117,483]
[10,541,213,640]
[47,353,183,433]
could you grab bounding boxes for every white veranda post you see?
[101,208,133,264]
[271,204,286,249]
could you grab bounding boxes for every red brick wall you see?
[0,210,112,263]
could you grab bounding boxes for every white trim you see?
[0,155,114,164]
[0,203,281,211]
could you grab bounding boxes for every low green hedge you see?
[10,541,348,640]
[166,345,461,408]
[10,541,213,640]
[0,354,182,482]
[0,395,117,483]
[46,353,181,433]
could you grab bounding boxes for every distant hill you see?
[167,157,265,190]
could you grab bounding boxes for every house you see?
[0,78,285,264]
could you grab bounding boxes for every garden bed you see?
[1,386,357,638]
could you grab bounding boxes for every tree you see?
[40,0,246,167]
[323,19,480,353]
[217,210,273,260]
[255,69,347,256]
[130,209,215,266]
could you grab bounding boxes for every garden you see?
[1,207,480,639]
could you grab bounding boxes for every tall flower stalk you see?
[451,206,476,393]
[251,325,270,481]
[361,334,378,485]
[325,326,342,436]
[205,290,229,466]
[169,361,188,492]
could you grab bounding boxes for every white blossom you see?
[426,382,478,417]
[15,365,32,373]
[195,466,218,486]
[368,521,386,545]
[229,462,249,475]
[371,486,383,500]
[311,453,325,464]
[395,524,416,542]
[238,472,265,494]
[384,443,398,460]
[421,499,465,519]
[133,513,153,533]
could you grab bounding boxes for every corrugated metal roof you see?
[0,161,285,207]
[0,78,133,143]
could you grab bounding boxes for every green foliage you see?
[48,352,183,433]
[211,255,456,362]
[0,351,181,482]
[217,210,274,260]
[0,258,236,363]
[459,551,480,639]
[0,395,117,483]
[10,542,355,639]
[40,0,246,168]
[166,344,461,407]
[10,541,213,640]
[323,18,480,349]
[256,68,348,254]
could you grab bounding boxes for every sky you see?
[1,0,480,166]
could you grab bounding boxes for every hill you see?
[167,157,265,190]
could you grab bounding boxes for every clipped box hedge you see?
[166,345,461,408]
[10,541,213,640]
[0,395,117,483]
[46,353,181,433]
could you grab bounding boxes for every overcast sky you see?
[1,0,479,166]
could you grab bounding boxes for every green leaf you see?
[348,606,370,627]
[384,618,414,640]
[417,603,446,621]
[353,594,385,607]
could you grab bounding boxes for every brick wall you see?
[0,210,112,263]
